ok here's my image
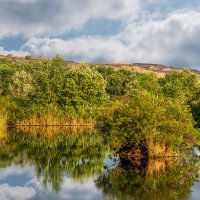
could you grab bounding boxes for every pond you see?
[0,127,200,200]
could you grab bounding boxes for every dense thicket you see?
[96,66,133,95]
[0,57,109,124]
[0,56,200,157]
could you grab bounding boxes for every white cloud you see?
[25,177,103,200]
[0,168,102,200]
[59,177,102,200]
[1,1,200,67]
[0,165,34,181]
[0,0,140,39]
[120,9,200,67]
[0,184,36,200]
[0,47,28,57]
[21,9,200,67]
[21,37,132,63]
[191,183,200,200]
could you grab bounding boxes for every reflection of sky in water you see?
[0,159,114,200]
[0,165,34,187]
[1,162,200,200]
[0,152,200,199]
[191,182,200,200]
[190,148,200,200]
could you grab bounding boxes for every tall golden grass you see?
[15,125,94,138]
[14,113,95,127]
[147,141,179,158]
[146,158,176,176]
[0,112,7,137]
[119,141,180,162]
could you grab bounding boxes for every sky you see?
[0,165,104,200]
[0,0,200,68]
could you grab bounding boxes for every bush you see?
[61,64,108,109]
[9,70,33,98]
[99,93,198,157]
[25,55,32,60]
[160,69,199,103]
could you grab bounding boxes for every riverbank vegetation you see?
[0,55,200,158]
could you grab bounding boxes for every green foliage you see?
[96,66,114,79]
[0,56,199,154]
[99,93,198,152]
[61,64,108,109]
[160,69,199,103]
[28,60,108,111]
[25,55,32,60]
[127,73,162,96]
[97,69,200,154]
[29,58,67,105]
[0,57,109,123]
[0,66,16,95]
[9,70,33,98]
[107,69,133,95]
[97,66,133,95]
[191,100,200,128]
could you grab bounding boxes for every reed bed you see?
[146,158,176,176]
[14,125,94,138]
[147,141,180,158]
[14,113,95,127]
[0,112,7,137]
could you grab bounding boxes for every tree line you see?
[0,56,200,157]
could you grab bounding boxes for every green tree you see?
[30,58,67,105]
[160,69,199,103]
[96,66,133,95]
[190,100,200,128]
[99,93,198,157]
[96,66,115,80]
[61,64,108,109]
[0,66,16,96]
[106,69,133,95]
[9,70,33,98]
[127,73,162,97]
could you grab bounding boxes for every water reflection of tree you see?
[96,156,200,200]
[0,127,108,192]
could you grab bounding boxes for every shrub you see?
[99,93,198,157]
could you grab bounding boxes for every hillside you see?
[1,54,200,77]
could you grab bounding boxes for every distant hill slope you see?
[89,63,200,78]
[1,55,200,77]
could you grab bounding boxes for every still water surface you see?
[0,127,200,200]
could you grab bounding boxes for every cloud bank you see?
[21,9,200,67]
[0,0,139,38]
[0,0,200,67]
[0,184,36,200]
